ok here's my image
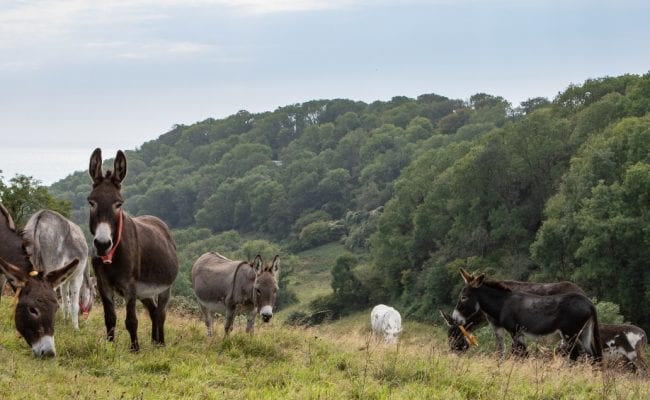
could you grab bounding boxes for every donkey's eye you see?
[28,307,40,317]
[88,199,97,208]
[256,288,261,295]
[115,202,123,209]
[461,296,469,302]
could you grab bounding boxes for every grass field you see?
[289,242,343,302]
[1,296,648,400]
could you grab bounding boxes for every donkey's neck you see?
[476,284,510,320]
[466,310,488,329]
[0,228,33,272]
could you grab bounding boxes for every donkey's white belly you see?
[603,345,637,362]
[136,283,170,300]
[197,299,254,316]
[198,299,227,315]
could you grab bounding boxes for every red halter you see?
[100,209,123,264]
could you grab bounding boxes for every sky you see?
[1,0,649,185]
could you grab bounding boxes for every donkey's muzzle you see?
[260,305,273,322]
[32,335,56,358]
[93,238,112,255]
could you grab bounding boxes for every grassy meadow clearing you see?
[0,296,648,400]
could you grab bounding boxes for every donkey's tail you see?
[589,306,603,362]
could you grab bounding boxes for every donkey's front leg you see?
[94,268,117,341]
[224,306,236,336]
[125,294,139,352]
[246,309,256,334]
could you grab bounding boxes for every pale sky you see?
[1,0,649,185]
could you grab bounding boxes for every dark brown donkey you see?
[88,148,178,351]
[453,268,602,361]
[441,270,585,355]
[0,203,79,357]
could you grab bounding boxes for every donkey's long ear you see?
[270,255,280,276]
[0,256,28,288]
[252,255,263,274]
[113,150,127,183]
[0,203,17,231]
[439,309,454,327]
[459,267,472,284]
[470,273,485,288]
[89,148,103,182]
[45,258,79,289]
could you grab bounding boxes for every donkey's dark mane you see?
[482,279,512,292]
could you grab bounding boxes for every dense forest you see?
[45,72,650,330]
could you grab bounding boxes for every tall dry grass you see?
[0,298,647,399]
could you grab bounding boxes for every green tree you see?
[0,174,71,227]
[532,116,650,329]
[437,108,470,134]
[321,254,370,315]
[518,97,550,115]
[317,168,351,218]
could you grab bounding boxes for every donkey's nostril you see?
[42,349,55,358]
[262,314,272,323]
[94,238,112,254]
[35,347,55,358]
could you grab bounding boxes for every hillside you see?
[49,73,650,330]
[0,300,647,399]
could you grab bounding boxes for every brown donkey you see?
[192,252,280,337]
[88,148,178,351]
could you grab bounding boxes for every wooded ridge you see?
[48,73,650,330]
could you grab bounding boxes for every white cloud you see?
[84,40,214,60]
[213,0,359,13]
[0,60,40,72]
[0,0,358,47]
[0,0,360,62]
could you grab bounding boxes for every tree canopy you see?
[1,174,71,227]
[47,72,650,330]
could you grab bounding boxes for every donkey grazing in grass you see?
[88,148,178,352]
[0,203,79,357]
[371,304,402,344]
[442,274,585,354]
[192,252,280,337]
[443,309,647,371]
[453,268,602,361]
[23,209,89,330]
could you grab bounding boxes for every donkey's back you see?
[24,210,87,270]
[191,252,242,304]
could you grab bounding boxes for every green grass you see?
[285,243,345,310]
[1,298,648,399]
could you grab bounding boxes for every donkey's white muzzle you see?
[451,309,466,325]
[93,222,113,255]
[260,305,273,322]
[32,335,56,358]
